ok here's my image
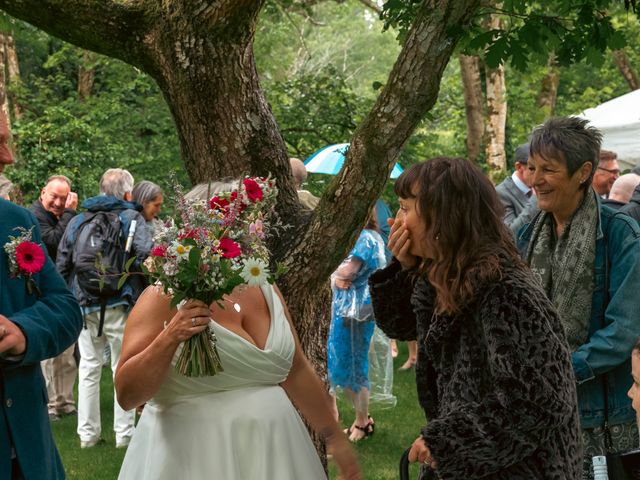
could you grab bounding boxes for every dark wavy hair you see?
[395,157,523,315]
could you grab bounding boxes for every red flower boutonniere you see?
[4,227,45,297]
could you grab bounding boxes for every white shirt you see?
[512,171,531,197]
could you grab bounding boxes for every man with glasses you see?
[592,149,620,198]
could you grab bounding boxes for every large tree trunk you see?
[0,0,483,457]
[536,54,560,121]
[484,13,507,181]
[612,49,640,91]
[4,33,21,120]
[459,54,484,163]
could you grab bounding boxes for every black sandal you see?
[346,420,374,442]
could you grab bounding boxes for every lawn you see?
[53,342,424,479]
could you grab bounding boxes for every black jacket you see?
[30,200,76,262]
[620,185,640,223]
[369,259,582,479]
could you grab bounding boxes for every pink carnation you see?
[15,241,46,274]
[219,237,242,259]
[243,178,263,203]
[151,245,167,257]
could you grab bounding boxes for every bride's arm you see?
[275,286,361,480]
[114,287,210,411]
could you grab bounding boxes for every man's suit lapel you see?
[505,177,528,210]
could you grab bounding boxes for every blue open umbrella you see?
[304,143,404,179]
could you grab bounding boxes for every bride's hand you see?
[328,433,362,480]
[163,299,211,343]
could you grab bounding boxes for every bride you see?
[115,276,360,479]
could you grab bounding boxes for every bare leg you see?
[390,339,398,358]
[399,340,418,370]
[344,387,372,442]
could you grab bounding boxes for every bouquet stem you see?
[175,327,224,377]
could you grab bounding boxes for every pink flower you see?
[151,245,167,257]
[243,178,263,203]
[249,219,264,239]
[219,237,241,259]
[15,241,46,274]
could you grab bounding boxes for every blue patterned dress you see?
[328,229,388,392]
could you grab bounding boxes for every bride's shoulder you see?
[128,285,174,324]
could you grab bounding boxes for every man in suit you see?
[31,175,79,421]
[0,111,83,479]
[495,143,538,235]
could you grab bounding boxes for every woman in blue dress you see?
[328,209,389,442]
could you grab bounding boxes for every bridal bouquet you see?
[146,177,283,377]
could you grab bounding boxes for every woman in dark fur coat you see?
[369,158,582,479]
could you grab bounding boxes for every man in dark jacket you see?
[57,168,152,450]
[31,175,79,422]
[32,175,78,261]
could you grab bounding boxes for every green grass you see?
[53,343,423,479]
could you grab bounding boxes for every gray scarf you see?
[526,188,598,350]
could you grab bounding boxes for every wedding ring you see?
[423,459,431,467]
[191,317,196,327]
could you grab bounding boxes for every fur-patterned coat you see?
[369,259,582,479]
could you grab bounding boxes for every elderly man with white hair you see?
[57,168,152,450]
[603,173,640,210]
[290,157,319,210]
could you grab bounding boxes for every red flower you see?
[219,237,241,259]
[179,228,207,241]
[209,196,230,212]
[15,241,46,274]
[229,191,246,213]
[151,245,167,257]
[243,178,263,203]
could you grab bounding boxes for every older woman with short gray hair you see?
[132,180,163,234]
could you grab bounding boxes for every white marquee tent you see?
[578,89,640,171]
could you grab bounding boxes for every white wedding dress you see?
[118,284,327,480]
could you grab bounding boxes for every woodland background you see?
[0,0,638,211]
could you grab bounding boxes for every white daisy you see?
[168,241,192,261]
[240,258,269,286]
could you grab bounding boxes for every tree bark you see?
[78,50,97,101]
[0,33,9,129]
[612,49,640,91]
[4,33,21,120]
[459,54,484,163]
[535,54,559,122]
[484,13,507,181]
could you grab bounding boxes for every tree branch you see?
[285,0,483,292]
[0,0,149,66]
[357,0,382,15]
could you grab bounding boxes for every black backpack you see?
[72,211,127,336]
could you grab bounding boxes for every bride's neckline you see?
[210,285,275,352]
